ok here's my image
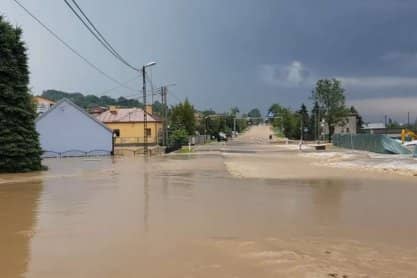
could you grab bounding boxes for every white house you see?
[334,115,358,134]
[35,98,113,157]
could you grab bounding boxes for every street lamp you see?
[144,61,156,68]
[142,61,157,155]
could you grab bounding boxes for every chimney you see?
[109,106,117,114]
[145,104,153,115]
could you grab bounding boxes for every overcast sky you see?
[2,0,417,122]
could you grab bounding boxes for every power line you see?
[124,89,162,100]
[63,0,139,71]
[123,83,176,100]
[63,0,159,99]
[67,0,129,66]
[12,0,136,92]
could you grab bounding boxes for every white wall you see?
[36,101,112,154]
[334,116,358,134]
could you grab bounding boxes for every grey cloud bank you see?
[2,0,417,122]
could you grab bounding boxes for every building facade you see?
[33,96,55,114]
[334,115,358,134]
[35,98,113,157]
[95,105,163,145]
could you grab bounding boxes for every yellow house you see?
[96,105,163,145]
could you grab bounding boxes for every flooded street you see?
[2,127,417,277]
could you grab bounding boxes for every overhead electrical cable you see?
[12,0,137,92]
[69,0,138,71]
[123,88,163,100]
[63,0,160,95]
[63,0,140,71]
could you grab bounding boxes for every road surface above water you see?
[1,125,417,277]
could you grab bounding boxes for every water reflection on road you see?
[1,154,417,277]
[0,180,42,278]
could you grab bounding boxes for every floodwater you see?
[1,153,417,277]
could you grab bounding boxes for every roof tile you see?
[95,108,161,123]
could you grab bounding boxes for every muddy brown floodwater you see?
[2,135,417,277]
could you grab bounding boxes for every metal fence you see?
[333,134,411,154]
[42,149,111,158]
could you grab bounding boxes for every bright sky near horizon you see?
[2,0,417,122]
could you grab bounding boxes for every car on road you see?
[217,132,228,142]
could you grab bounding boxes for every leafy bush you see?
[169,128,189,146]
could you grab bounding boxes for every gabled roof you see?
[35,98,113,133]
[96,108,162,123]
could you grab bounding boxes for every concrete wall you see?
[36,101,112,153]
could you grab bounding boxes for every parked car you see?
[217,132,228,142]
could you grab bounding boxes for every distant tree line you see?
[268,78,363,141]
[42,89,143,108]
[41,89,166,115]
[196,107,250,139]
[168,101,258,145]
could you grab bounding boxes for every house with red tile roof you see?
[95,105,162,145]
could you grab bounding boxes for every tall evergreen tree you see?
[0,17,42,172]
[350,106,364,133]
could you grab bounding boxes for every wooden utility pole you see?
[142,66,148,154]
[161,86,168,146]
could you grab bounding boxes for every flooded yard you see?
[1,153,417,277]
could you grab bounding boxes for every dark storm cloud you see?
[2,0,417,121]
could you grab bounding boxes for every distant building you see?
[88,106,108,117]
[35,98,113,157]
[33,96,55,114]
[334,114,358,134]
[362,122,386,132]
[194,112,204,123]
[96,105,163,145]
[360,122,404,137]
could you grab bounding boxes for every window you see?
[145,128,152,137]
[113,129,120,137]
